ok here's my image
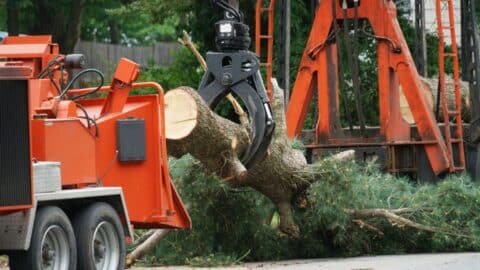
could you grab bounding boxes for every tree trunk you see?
[28,0,85,53]
[165,81,311,237]
[165,87,250,180]
[6,0,19,36]
[62,0,84,54]
[109,20,120,45]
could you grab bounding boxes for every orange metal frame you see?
[435,0,465,172]
[0,36,191,229]
[255,0,275,100]
[284,0,453,175]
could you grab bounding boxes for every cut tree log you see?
[165,80,310,237]
[400,77,470,124]
[164,79,444,238]
[424,78,471,122]
[165,87,250,180]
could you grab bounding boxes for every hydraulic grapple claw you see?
[198,51,275,169]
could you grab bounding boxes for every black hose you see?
[59,69,104,100]
[38,58,65,95]
[76,103,99,137]
[47,64,62,94]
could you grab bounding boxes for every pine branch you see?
[353,219,384,237]
[349,208,438,233]
[125,229,171,268]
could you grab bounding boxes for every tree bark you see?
[422,78,471,122]
[165,80,311,237]
[350,209,438,233]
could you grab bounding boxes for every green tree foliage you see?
[125,0,447,127]
[133,49,204,95]
[81,0,178,46]
[0,0,102,52]
[13,0,88,53]
[136,156,480,266]
[111,0,258,51]
[0,0,179,51]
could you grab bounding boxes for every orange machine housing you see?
[0,36,191,229]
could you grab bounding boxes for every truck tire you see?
[9,206,77,270]
[73,202,125,270]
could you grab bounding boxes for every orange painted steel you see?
[435,0,465,172]
[0,36,59,76]
[255,0,275,100]
[31,119,97,187]
[74,81,190,228]
[284,0,451,175]
[0,36,191,229]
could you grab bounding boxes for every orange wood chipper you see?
[0,35,191,269]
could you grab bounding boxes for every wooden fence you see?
[74,40,180,79]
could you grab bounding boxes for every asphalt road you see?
[132,253,480,270]
[1,253,479,269]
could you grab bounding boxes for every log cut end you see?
[165,87,249,180]
[165,89,198,140]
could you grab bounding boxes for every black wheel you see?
[9,206,77,270]
[73,202,125,270]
